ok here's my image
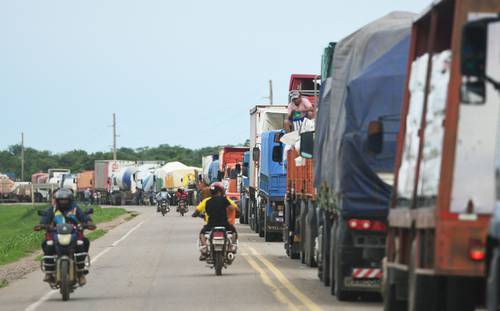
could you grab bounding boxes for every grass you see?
[0,204,126,266]
[87,229,107,241]
[0,279,8,288]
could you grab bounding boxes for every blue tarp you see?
[338,36,410,218]
[314,12,414,190]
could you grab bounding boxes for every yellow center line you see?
[241,251,300,311]
[246,245,323,311]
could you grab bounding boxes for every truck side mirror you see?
[272,145,283,163]
[252,147,260,162]
[300,131,314,159]
[367,120,383,154]
[461,19,488,104]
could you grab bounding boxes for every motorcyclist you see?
[192,182,238,260]
[38,188,93,286]
[156,188,171,212]
[176,187,188,212]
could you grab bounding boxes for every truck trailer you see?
[309,12,414,300]
[245,105,287,229]
[383,1,500,310]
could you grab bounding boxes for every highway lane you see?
[0,205,382,311]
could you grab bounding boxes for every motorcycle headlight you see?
[57,234,72,246]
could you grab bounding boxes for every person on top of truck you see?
[38,188,94,286]
[192,182,238,260]
[285,90,315,132]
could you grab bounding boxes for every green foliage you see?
[0,144,236,181]
[0,205,126,266]
[87,229,107,241]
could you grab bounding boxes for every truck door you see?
[451,16,500,215]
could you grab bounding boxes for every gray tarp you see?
[314,11,416,190]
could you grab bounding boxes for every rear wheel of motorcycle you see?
[214,252,224,276]
[60,261,70,301]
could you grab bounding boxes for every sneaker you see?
[199,254,207,261]
[78,275,87,286]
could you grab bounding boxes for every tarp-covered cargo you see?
[314,11,415,192]
[338,36,410,218]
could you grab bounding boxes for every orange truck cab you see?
[219,147,249,203]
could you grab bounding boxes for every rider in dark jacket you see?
[39,188,93,286]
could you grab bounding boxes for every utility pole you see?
[269,80,273,105]
[21,132,24,181]
[113,113,117,162]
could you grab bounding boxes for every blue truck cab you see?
[257,130,286,241]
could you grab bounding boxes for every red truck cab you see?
[219,147,249,203]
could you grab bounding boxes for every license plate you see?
[275,217,284,223]
[212,239,225,245]
[343,277,381,289]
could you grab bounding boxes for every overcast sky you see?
[0,0,431,153]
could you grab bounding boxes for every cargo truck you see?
[94,160,135,204]
[219,147,248,203]
[383,1,500,310]
[244,105,287,228]
[238,151,250,223]
[76,171,94,201]
[281,73,320,263]
[256,130,286,241]
[304,12,414,300]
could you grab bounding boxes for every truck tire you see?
[444,277,475,311]
[322,216,332,287]
[408,240,438,311]
[305,200,317,267]
[487,248,500,311]
[383,267,407,311]
[333,221,356,301]
[298,200,307,264]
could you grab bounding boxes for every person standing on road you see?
[84,188,91,205]
[285,90,315,132]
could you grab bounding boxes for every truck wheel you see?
[383,267,407,311]
[408,240,439,311]
[333,223,356,301]
[322,220,331,287]
[487,248,500,311]
[444,277,475,311]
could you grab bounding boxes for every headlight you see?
[57,234,72,246]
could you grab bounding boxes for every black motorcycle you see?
[178,199,188,216]
[205,227,236,276]
[35,209,95,301]
[159,199,170,216]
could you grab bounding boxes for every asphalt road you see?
[0,205,382,311]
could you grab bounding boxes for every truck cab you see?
[219,147,249,203]
[258,130,286,241]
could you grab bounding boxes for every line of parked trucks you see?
[1,160,202,205]
[201,1,500,310]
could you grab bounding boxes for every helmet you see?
[54,188,73,212]
[290,90,301,100]
[210,182,225,195]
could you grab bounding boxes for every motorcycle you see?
[34,209,95,301]
[204,227,237,276]
[178,199,188,216]
[159,199,170,216]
